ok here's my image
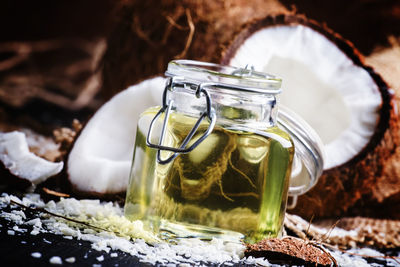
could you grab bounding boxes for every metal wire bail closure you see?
[146,77,217,164]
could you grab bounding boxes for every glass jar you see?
[124,60,324,243]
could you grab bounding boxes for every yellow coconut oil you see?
[125,107,294,244]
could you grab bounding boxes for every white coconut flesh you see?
[227,25,381,170]
[68,77,166,194]
[0,131,63,184]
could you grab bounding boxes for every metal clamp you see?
[146,77,216,164]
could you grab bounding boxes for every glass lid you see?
[166,59,282,94]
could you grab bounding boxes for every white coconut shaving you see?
[65,257,75,263]
[13,225,27,233]
[68,77,166,195]
[31,252,42,258]
[7,230,15,235]
[49,256,62,265]
[0,131,63,186]
[1,193,398,266]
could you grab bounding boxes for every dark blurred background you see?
[281,0,400,54]
[1,0,398,51]
[0,0,113,41]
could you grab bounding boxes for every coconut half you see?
[223,15,381,170]
[222,15,398,218]
[0,131,63,189]
[67,77,166,196]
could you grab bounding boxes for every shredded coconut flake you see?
[26,218,42,228]
[13,225,27,233]
[65,257,76,263]
[0,193,395,266]
[7,230,15,235]
[30,229,40,235]
[31,252,42,258]
[49,256,62,265]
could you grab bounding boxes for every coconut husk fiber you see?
[285,213,400,249]
[357,37,400,218]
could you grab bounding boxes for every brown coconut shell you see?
[221,14,400,219]
[245,236,336,266]
[356,37,400,218]
[102,0,288,99]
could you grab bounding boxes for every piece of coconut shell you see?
[0,131,64,191]
[221,14,400,219]
[245,236,336,266]
[102,0,288,99]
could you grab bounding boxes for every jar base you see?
[150,218,244,243]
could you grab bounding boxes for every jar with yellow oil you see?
[124,60,324,244]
